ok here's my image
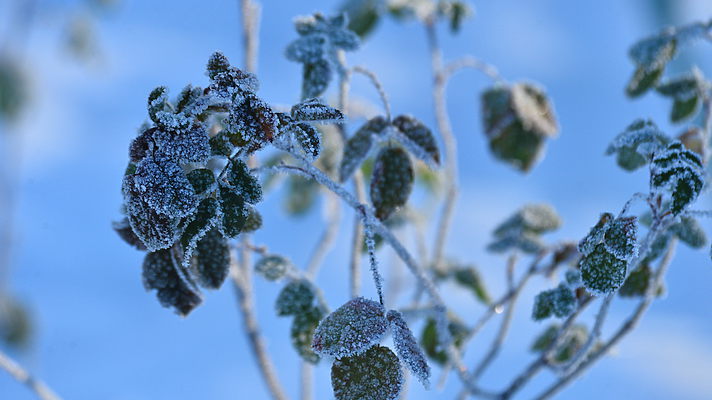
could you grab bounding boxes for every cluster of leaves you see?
[481,82,559,172]
[340,0,473,38]
[532,283,577,321]
[339,114,439,220]
[115,52,345,315]
[311,297,431,399]
[577,213,638,294]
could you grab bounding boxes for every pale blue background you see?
[1,0,712,399]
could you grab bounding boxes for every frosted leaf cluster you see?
[481,82,558,172]
[255,254,292,281]
[339,116,388,182]
[532,284,576,320]
[312,297,388,358]
[650,141,705,215]
[387,310,431,388]
[291,97,345,123]
[606,119,669,171]
[331,345,403,400]
[275,279,328,364]
[277,98,345,161]
[578,213,637,294]
[370,146,414,220]
[286,13,360,99]
[488,203,561,254]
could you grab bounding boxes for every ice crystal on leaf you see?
[290,121,322,160]
[312,297,388,358]
[152,125,211,165]
[225,159,263,204]
[651,141,705,215]
[331,345,403,400]
[606,119,670,171]
[286,13,360,99]
[124,156,198,219]
[124,195,181,252]
[578,213,635,294]
[370,146,414,220]
[532,284,576,320]
[291,98,344,123]
[387,310,431,388]
[580,243,628,294]
[193,228,230,289]
[218,185,248,238]
[603,216,638,261]
[255,254,292,281]
[207,51,259,95]
[481,82,558,172]
[142,249,202,316]
[180,197,221,267]
[339,116,388,182]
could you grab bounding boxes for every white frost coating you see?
[125,155,197,218]
[362,217,385,305]
[387,310,431,388]
[153,125,211,164]
[291,98,344,123]
[390,127,438,169]
[312,297,388,359]
[607,119,675,160]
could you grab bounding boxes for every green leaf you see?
[226,159,263,204]
[243,206,263,232]
[255,254,292,281]
[180,197,220,266]
[284,175,320,216]
[193,228,230,289]
[651,141,704,215]
[493,203,562,237]
[619,264,656,298]
[331,345,403,400]
[276,279,320,316]
[671,95,700,123]
[142,249,202,316]
[370,146,414,220]
[672,216,707,249]
[452,266,491,305]
[219,185,247,238]
[312,297,388,358]
[186,169,216,195]
[0,297,32,348]
[392,114,440,166]
[531,324,589,364]
[626,66,664,98]
[420,315,468,366]
[387,310,431,388]
[606,119,670,171]
[532,284,576,321]
[580,244,628,294]
[292,306,326,364]
[341,0,381,38]
[303,59,333,100]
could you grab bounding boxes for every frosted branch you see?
[0,350,61,400]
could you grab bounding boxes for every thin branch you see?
[300,361,312,400]
[350,65,391,121]
[440,56,503,84]
[231,240,288,400]
[240,0,260,73]
[306,192,341,277]
[0,350,61,400]
[559,293,614,375]
[533,238,678,400]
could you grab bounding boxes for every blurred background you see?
[1,0,712,399]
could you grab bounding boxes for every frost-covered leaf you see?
[580,243,628,294]
[186,168,216,195]
[224,93,278,151]
[180,197,220,266]
[209,131,235,157]
[331,345,403,400]
[603,216,638,260]
[672,216,707,249]
[392,115,440,166]
[370,146,414,220]
[218,185,248,238]
[531,324,589,364]
[565,269,582,288]
[276,279,320,316]
[175,84,203,113]
[125,196,181,252]
[243,206,263,232]
[420,315,468,366]
[113,218,147,251]
[147,86,170,123]
[487,232,545,254]
[292,306,326,364]
[651,141,705,214]
[207,51,259,94]
[150,125,211,165]
[481,83,558,172]
[302,60,333,100]
[292,122,322,160]
[255,254,292,281]
[671,96,700,123]
[532,284,576,320]
[493,203,562,237]
[129,127,154,163]
[339,116,388,182]
[193,228,230,289]
[340,0,381,38]
[291,98,344,123]
[626,66,664,98]
[226,159,263,204]
[142,249,202,316]
[284,175,320,216]
[578,212,614,256]
[312,297,388,358]
[286,35,327,64]
[452,266,491,305]
[626,32,676,97]
[124,156,198,218]
[387,310,430,388]
[606,119,669,171]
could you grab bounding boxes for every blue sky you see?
[1,0,712,399]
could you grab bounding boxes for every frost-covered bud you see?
[387,310,430,388]
[312,297,388,358]
[255,254,292,281]
[142,249,202,316]
[370,146,414,220]
[331,345,403,400]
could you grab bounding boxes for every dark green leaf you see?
[193,228,230,289]
[370,146,414,220]
[226,159,263,204]
[186,169,216,195]
[276,279,319,316]
[580,244,627,294]
[219,185,247,238]
[312,297,388,358]
[452,267,491,305]
[142,249,202,316]
[331,345,403,400]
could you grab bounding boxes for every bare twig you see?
[440,56,503,84]
[0,350,61,400]
[350,65,392,121]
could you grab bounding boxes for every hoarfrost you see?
[312,297,388,358]
[387,310,430,388]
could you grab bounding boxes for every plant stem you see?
[0,350,61,400]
